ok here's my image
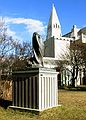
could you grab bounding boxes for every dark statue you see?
[28,32,43,67]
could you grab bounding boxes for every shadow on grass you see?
[59,85,86,91]
[0,99,12,109]
[0,99,39,115]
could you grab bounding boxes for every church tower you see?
[44,4,70,59]
[47,4,62,39]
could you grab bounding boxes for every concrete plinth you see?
[10,67,59,111]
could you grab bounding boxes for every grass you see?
[0,90,86,120]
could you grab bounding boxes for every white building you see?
[44,4,86,87]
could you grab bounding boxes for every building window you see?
[58,25,59,28]
[53,24,60,28]
[56,24,57,28]
[53,24,55,28]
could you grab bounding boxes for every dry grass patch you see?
[0,90,86,120]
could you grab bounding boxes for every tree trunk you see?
[71,66,79,87]
[71,66,75,87]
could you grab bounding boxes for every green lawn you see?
[0,90,86,120]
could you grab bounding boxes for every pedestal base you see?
[11,67,58,111]
[9,105,61,112]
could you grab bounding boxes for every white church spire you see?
[47,4,62,39]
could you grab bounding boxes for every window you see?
[56,24,57,28]
[53,24,55,28]
[58,25,59,28]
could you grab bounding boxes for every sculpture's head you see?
[32,32,43,66]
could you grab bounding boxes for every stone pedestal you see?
[10,67,59,111]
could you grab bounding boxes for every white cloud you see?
[4,17,47,36]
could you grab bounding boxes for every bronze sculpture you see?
[28,32,43,67]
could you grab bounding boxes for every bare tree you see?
[59,40,86,87]
[0,18,14,74]
[0,18,32,77]
[12,41,32,71]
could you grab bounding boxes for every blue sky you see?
[0,0,86,43]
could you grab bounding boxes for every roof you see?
[78,27,86,34]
